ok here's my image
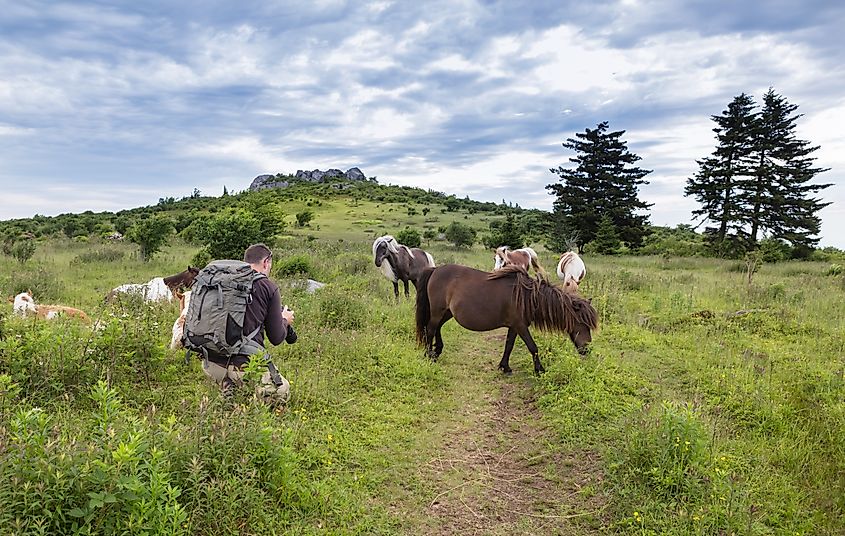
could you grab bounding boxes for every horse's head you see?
[373,236,397,267]
[567,296,597,355]
[562,275,580,293]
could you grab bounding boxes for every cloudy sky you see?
[1,0,843,247]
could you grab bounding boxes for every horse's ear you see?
[587,297,592,303]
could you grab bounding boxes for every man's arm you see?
[264,287,289,346]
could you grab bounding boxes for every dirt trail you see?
[409,329,609,535]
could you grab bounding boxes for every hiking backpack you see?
[182,260,267,358]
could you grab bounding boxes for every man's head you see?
[245,243,273,275]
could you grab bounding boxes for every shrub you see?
[127,214,174,261]
[396,228,421,248]
[827,264,843,276]
[758,238,790,263]
[8,266,61,302]
[444,221,476,248]
[296,210,314,227]
[191,248,212,269]
[274,254,313,277]
[70,248,125,265]
[10,240,36,263]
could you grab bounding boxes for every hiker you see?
[183,243,297,405]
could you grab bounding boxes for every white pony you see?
[556,251,586,292]
[108,277,173,303]
[169,291,191,349]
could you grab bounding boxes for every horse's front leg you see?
[403,279,410,298]
[516,326,544,374]
[497,327,518,375]
[392,281,400,301]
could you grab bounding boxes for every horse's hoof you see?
[498,366,512,375]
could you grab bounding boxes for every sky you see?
[1,0,843,247]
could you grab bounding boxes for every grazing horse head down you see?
[373,235,436,300]
[13,292,90,322]
[493,246,545,276]
[415,264,598,374]
[163,266,200,293]
[556,251,586,292]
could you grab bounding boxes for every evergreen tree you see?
[591,215,621,255]
[744,89,831,250]
[547,121,652,251]
[486,212,523,249]
[685,93,757,250]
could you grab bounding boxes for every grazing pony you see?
[415,264,598,374]
[163,266,200,293]
[12,292,90,322]
[493,246,545,276]
[373,235,436,300]
[169,291,191,349]
[556,251,586,292]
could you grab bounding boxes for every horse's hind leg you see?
[516,326,545,374]
[497,327,518,375]
[431,310,452,359]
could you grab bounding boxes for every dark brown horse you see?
[415,264,598,374]
[373,235,436,300]
[163,266,199,293]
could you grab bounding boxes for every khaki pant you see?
[201,358,290,405]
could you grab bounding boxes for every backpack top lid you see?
[182,260,267,358]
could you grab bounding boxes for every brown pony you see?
[415,264,598,374]
[163,266,200,293]
[373,235,436,300]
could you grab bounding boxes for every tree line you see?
[546,88,833,258]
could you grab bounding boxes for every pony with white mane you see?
[493,246,545,276]
[373,235,436,300]
[556,251,586,292]
[12,292,90,322]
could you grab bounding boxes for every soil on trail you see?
[409,330,609,535]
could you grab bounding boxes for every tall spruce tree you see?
[687,90,831,255]
[685,93,757,249]
[547,121,652,251]
[743,89,831,250]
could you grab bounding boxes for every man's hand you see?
[282,305,295,324]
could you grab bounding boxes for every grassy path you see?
[380,326,609,535]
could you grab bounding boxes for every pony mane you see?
[373,235,401,257]
[504,270,598,334]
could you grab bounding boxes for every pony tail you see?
[415,267,435,346]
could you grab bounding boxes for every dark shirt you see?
[210,276,289,367]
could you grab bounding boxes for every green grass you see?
[1,202,844,534]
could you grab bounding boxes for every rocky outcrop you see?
[249,167,366,191]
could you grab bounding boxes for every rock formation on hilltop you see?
[249,167,366,191]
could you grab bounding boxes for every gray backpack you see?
[183,260,267,358]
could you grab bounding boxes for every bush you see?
[70,248,125,265]
[191,248,212,269]
[127,214,174,261]
[444,221,476,248]
[10,240,36,263]
[396,228,421,248]
[273,254,313,278]
[7,266,61,302]
[296,210,314,227]
[758,238,790,263]
[828,264,843,276]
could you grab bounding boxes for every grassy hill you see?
[0,182,844,535]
